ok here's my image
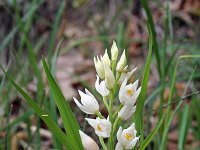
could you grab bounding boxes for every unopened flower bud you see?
[79,130,100,150]
[104,64,115,89]
[111,41,118,61]
[94,56,105,79]
[116,49,127,72]
[102,49,111,67]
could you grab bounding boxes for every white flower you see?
[115,123,139,150]
[79,130,100,150]
[118,105,136,120]
[94,56,105,79]
[118,67,137,84]
[104,64,115,89]
[116,50,127,72]
[119,78,141,106]
[102,49,111,67]
[111,41,118,61]
[95,75,109,97]
[73,89,99,114]
[85,117,111,138]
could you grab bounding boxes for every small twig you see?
[143,91,200,116]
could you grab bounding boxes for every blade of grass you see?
[60,36,110,54]
[192,96,200,140]
[134,24,153,142]
[18,0,38,55]
[139,113,166,150]
[14,1,44,147]
[140,0,162,79]
[42,58,84,150]
[0,110,34,131]
[178,105,189,150]
[1,66,76,149]
[160,100,183,150]
[47,0,65,60]
[14,0,44,99]
[160,56,200,149]
[48,38,64,149]
[0,0,44,51]
[177,65,198,150]
[5,105,13,150]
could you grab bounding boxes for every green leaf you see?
[47,0,65,60]
[161,59,199,149]
[139,113,166,150]
[140,0,162,78]
[0,110,34,131]
[42,58,84,150]
[1,66,75,149]
[178,105,189,150]
[134,24,153,142]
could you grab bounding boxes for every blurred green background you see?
[0,0,200,149]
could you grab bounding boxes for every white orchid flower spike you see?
[95,75,109,97]
[119,77,141,106]
[115,123,139,150]
[73,89,99,114]
[79,130,100,150]
[85,117,111,138]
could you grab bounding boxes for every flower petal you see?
[118,105,136,120]
[117,126,123,142]
[132,79,139,89]
[85,118,99,129]
[73,98,94,114]
[127,67,137,80]
[79,130,100,150]
[125,137,139,149]
[115,142,123,150]
[119,77,127,103]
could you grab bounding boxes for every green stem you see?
[96,111,104,119]
[112,60,117,73]
[109,89,114,150]
[113,117,121,133]
[99,137,108,150]
[103,96,109,110]
[113,104,123,118]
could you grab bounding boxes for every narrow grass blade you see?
[140,113,166,150]
[140,0,162,79]
[1,66,75,149]
[0,110,34,131]
[134,25,153,142]
[47,0,65,60]
[178,105,189,150]
[13,0,44,101]
[161,58,199,149]
[42,58,84,150]
[160,101,183,150]
[49,39,63,149]
[192,96,200,140]
[0,0,44,51]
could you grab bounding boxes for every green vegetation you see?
[0,0,199,149]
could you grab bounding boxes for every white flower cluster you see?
[74,41,141,150]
